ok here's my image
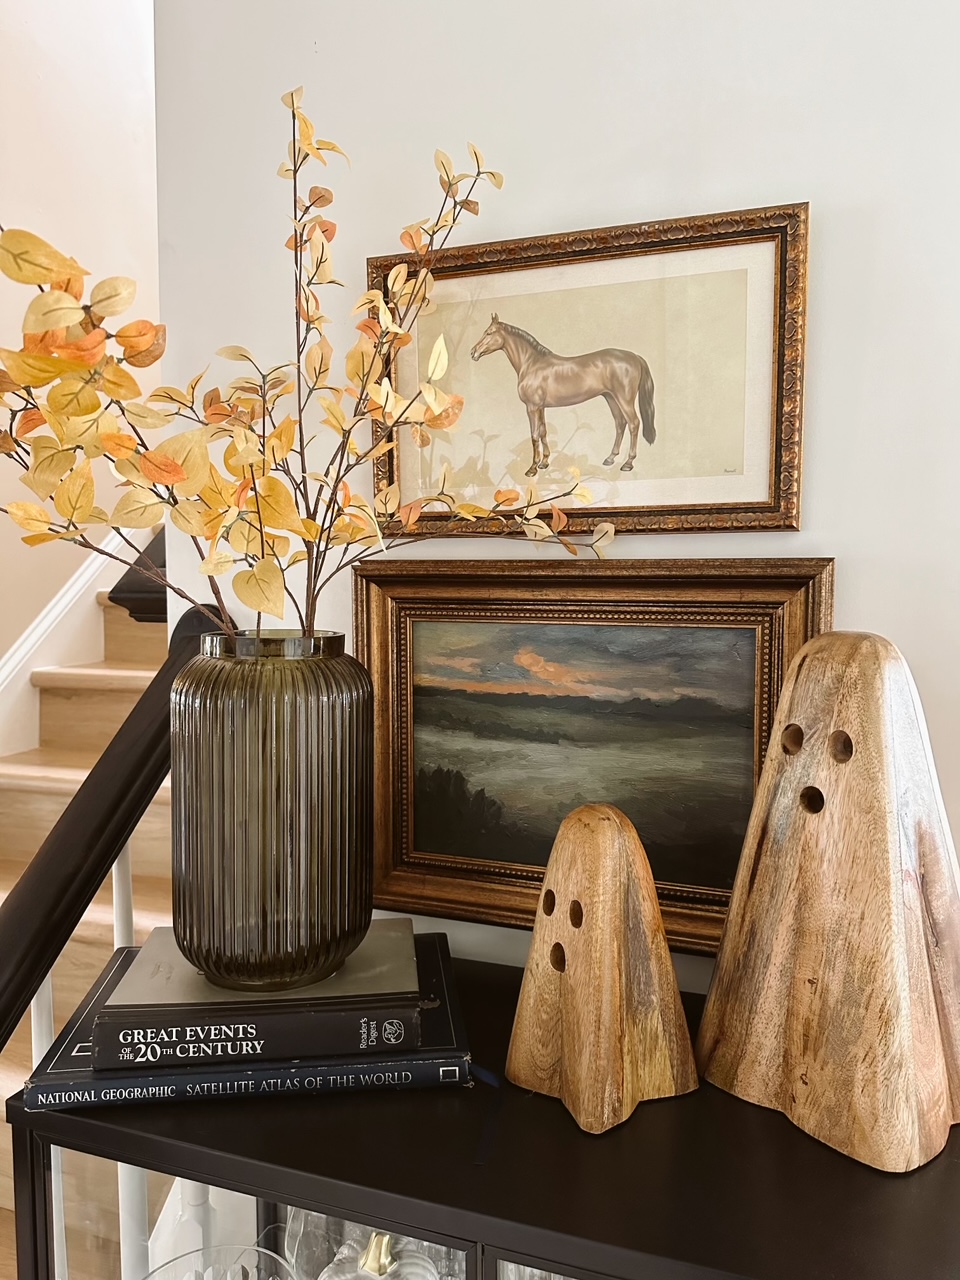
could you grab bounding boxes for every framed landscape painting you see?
[353,558,833,952]
[368,203,808,535]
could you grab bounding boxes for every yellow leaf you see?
[99,359,142,401]
[434,149,454,182]
[387,263,408,297]
[453,502,491,520]
[0,230,86,286]
[146,386,192,409]
[233,559,285,619]
[375,482,400,518]
[228,515,265,555]
[249,476,306,534]
[124,400,176,430]
[523,518,552,541]
[426,334,448,382]
[574,484,594,504]
[170,499,208,536]
[22,443,76,499]
[0,349,88,388]
[468,142,485,171]
[366,436,396,462]
[21,530,71,546]
[89,276,136,318]
[164,429,213,497]
[53,459,95,523]
[280,86,304,109]
[300,518,321,542]
[5,500,53,533]
[420,381,450,416]
[22,290,85,334]
[590,521,615,557]
[51,408,118,455]
[46,377,101,416]
[287,549,309,567]
[111,488,166,529]
[199,548,234,576]
[217,345,257,363]
[265,415,297,465]
[344,336,381,391]
[486,170,504,189]
[319,395,347,434]
[200,466,236,509]
[304,336,332,386]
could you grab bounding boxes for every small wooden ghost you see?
[507,803,697,1133]
[697,632,960,1172]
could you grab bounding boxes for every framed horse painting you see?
[367,203,808,533]
[353,557,834,952]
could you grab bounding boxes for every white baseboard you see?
[0,532,146,755]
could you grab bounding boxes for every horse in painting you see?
[470,314,656,477]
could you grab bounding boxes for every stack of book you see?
[25,919,471,1110]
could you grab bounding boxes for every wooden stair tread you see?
[0,748,171,801]
[31,662,160,692]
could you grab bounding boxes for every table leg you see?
[12,1125,54,1280]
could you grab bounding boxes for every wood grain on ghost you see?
[697,631,960,1172]
[506,804,697,1133]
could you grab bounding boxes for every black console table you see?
[9,958,960,1280]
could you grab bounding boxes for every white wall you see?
[0,1,159,735]
[154,0,960,975]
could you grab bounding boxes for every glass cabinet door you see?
[283,1208,472,1280]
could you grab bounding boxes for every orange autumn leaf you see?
[550,503,569,533]
[124,324,166,369]
[22,329,67,355]
[50,273,86,301]
[100,432,139,459]
[425,393,464,430]
[494,488,521,506]
[0,369,20,395]
[233,477,253,508]
[388,330,413,350]
[0,429,17,454]
[115,320,157,355]
[309,219,337,243]
[15,408,45,438]
[50,326,106,367]
[355,317,381,342]
[397,499,423,529]
[140,449,188,485]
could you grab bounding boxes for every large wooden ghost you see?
[697,632,960,1172]
[507,804,697,1133]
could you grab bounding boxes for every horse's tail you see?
[638,362,656,445]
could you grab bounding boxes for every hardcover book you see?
[25,932,470,1110]
[92,917,420,1069]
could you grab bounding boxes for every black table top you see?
[9,957,960,1280]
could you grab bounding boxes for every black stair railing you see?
[0,605,217,1053]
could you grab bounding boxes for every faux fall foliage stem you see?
[0,88,614,639]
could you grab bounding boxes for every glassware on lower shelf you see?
[140,1243,297,1280]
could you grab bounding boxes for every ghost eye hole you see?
[542,889,555,916]
[829,730,854,763]
[569,900,583,928]
[781,724,804,755]
[550,942,566,973]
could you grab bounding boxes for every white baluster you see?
[113,842,151,1279]
[174,1180,217,1253]
[30,975,68,1279]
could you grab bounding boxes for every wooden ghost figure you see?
[507,804,697,1133]
[697,632,960,1172]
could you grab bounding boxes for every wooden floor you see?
[0,598,171,1276]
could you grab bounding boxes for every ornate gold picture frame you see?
[354,557,833,953]
[368,203,808,535]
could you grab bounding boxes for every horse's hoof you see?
[538,461,550,471]
[620,461,634,472]
[602,455,617,467]
[525,466,538,478]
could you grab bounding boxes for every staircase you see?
[0,591,172,1277]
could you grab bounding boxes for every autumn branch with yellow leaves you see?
[0,88,614,638]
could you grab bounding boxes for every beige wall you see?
[0,2,159,659]
[154,1,960,971]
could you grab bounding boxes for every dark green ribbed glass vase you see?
[170,630,373,991]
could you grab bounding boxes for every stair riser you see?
[102,603,168,668]
[0,788,171,879]
[39,687,151,754]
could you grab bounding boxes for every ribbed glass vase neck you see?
[201,630,345,660]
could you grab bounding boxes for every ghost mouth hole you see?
[569,900,583,928]
[829,730,854,763]
[550,942,566,973]
[800,786,825,814]
[542,889,555,916]
[781,724,804,755]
